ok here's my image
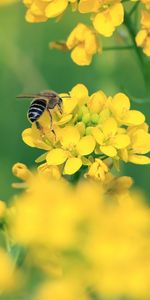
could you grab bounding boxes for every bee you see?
[17,90,70,137]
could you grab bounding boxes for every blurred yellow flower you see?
[8,175,150,299]
[78,0,124,37]
[23,0,77,23]
[0,249,21,292]
[136,11,150,57]
[66,23,100,65]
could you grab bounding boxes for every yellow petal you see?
[45,0,68,18]
[78,0,100,13]
[63,157,82,175]
[88,91,106,113]
[123,110,145,126]
[129,155,150,164]
[92,127,104,145]
[136,30,147,47]
[55,114,73,125]
[70,84,89,105]
[101,117,118,137]
[63,98,78,114]
[131,129,150,154]
[113,134,130,149]
[111,93,130,116]
[93,10,115,37]
[77,136,96,155]
[100,145,117,157]
[109,3,124,27]
[22,128,35,147]
[71,45,92,66]
[46,149,68,165]
[60,126,80,148]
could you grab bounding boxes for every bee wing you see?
[16,94,42,99]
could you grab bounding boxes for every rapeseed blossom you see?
[136,10,150,57]
[78,0,124,37]
[22,84,150,179]
[2,175,150,299]
[66,23,100,65]
[23,0,77,23]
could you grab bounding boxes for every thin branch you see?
[103,45,134,51]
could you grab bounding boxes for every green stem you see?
[128,1,139,17]
[124,12,146,81]
[103,45,134,51]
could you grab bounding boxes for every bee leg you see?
[35,121,45,138]
[47,109,56,140]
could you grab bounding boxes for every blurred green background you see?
[0,3,150,200]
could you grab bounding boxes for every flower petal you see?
[63,157,82,174]
[100,145,117,157]
[22,128,35,147]
[71,45,92,66]
[46,149,68,165]
[45,0,68,18]
[92,127,104,145]
[111,93,130,116]
[55,114,72,125]
[129,155,150,164]
[123,110,145,126]
[77,136,96,155]
[70,84,89,105]
[113,134,130,149]
[93,11,115,37]
[78,0,100,13]
[131,129,150,154]
[109,3,124,27]
[101,117,118,137]
[60,126,80,148]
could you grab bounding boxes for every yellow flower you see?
[109,93,145,125]
[0,249,21,292]
[38,163,61,180]
[124,127,150,164]
[9,175,150,299]
[12,162,32,181]
[136,11,150,56]
[22,84,150,175]
[92,117,130,157]
[78,0,124,37]
[46,126,96,175]
[85,158,109,181]
[24,0,77,23]
[66,23,100,65]
[36,279,89,300]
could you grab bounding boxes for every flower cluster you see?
[22,84,150,181]
[78,0,124,37]
[23,0,77,23]
[136,10,150,56]
[0,175,150,299]
[23,0,124,35]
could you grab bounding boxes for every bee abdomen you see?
[27,99,47,123]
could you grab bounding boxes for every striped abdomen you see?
[27,99,47,123]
